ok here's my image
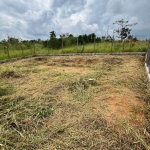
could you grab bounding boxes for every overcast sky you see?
[0,0,150,40]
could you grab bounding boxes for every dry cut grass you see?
[0,55,150,150]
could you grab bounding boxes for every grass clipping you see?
[0,55,150,150]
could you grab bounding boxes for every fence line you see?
[0,40,149,60]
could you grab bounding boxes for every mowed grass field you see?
[0,55,150,149]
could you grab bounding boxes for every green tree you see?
[128,35,133,40]
[69,37,77,45]
[69,34,73,37]
[78,35,83,45]
[91,33,96,42]
[101,36,106,41]
[82,34,88,43]
[50,31,56,38]
[8,37,19,45]
[49,38,61,49]
[87,34,92,43]
[105,35,113,42]
[113,19,137,41]
[96,37,101,42]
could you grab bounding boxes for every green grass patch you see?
[0,86,13,96]
[0,41,148,60]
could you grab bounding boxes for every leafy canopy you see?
[113,19,137,41]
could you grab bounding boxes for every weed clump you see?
[68,79,89,92]
[0,86,13,96]
[104,57,123,65]
[1,70,20,78]
[0,67,21,78]
[44,84,63,95]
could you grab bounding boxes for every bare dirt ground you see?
[0,55,150,150]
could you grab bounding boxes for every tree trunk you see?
[21,43,24,57]
[81,44,84,53]
[33,42,36,54]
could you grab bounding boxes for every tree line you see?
[0,19,138,51]
[43,19,138,49]
[42,33,104,49]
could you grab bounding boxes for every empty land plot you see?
[0,55,150,150]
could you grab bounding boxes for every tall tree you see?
[82,34,88,43]
[113,19,137,41]
[50,31,56,38]
[87,34,92,43]
[69,34,73,37]
[91,33,96,42]
[78,35,83,45]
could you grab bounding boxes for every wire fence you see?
[0,41,149,60]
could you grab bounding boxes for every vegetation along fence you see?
[0,37,149,61]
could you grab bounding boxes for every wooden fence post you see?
[76,37,78,53]
[62,38,63,53]
[6,42,10,59]
[47,39,49,54]
[94,37,95,52]
[33,42,36,54]
[81,44,84,53]
[21,43,24,57]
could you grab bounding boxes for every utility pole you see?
[33,41,36,54]
[7,34,10,59]
[110,30,115,53]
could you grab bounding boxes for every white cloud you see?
[82,23,99,32]
[0,0,150,40]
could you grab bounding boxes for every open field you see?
[0,55,150,149]
[0,41,148,60]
